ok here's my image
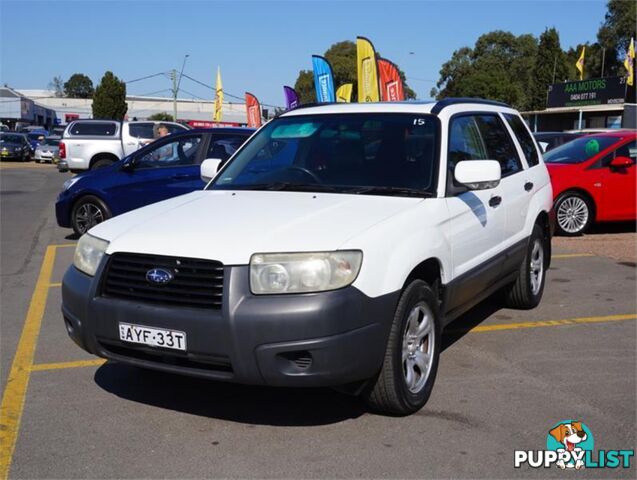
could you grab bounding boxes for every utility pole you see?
[170,69,178,122]
[601,48,606,77]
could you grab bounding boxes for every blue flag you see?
[312,55,336,103]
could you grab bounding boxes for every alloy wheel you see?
[557,196,589,234]
[402,302,435,394]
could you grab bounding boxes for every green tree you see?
[597,0,637,75]
[432,31,539,110]
[92,71,127,120]
[147,112,173,121]
[64,73,94,98]
[529,28,569,109]
[293,40,416,103]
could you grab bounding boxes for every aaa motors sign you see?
[547,76,627,108]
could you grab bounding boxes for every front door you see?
[105,134,205,214]
[600,139,637,221]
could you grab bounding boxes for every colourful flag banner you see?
[283,86,299,110]
[245,92,262,128]
[357,36,380,102]
[336,84,353,103]
[312,55,336,103]
[624,38,635,87]
[377,57,405,101]
[576,46,586,81]
[213,66,223,122]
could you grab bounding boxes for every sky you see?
[0,0,609,109]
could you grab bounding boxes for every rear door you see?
[104,133,205,213]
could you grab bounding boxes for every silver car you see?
[34,137,60,163]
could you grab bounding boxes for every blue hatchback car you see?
[56,127,254,235]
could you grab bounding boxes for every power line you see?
[124,72,168,84]
[181,74,283,109]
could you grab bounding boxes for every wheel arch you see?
[89,152,119,169]
[403,257,444,304]
[534,210,552,268]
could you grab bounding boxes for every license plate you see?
[119,322,186,351]
[1,151,8,156]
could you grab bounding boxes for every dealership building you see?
[0,87,248,129]
[522,76,636,132]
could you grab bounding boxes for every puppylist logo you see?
[514,420,634,470]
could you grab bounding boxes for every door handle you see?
[524,181,534,192]
[489,195,502,207]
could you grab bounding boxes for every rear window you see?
[128,123,154,139]
[69,122,117,136]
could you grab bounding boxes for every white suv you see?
[62,99,553,415]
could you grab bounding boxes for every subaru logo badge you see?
[146,268,174,285]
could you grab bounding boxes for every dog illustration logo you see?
[547,420,594,469]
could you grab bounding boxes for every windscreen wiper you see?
[247,182,342,193]
[348,186,433,197]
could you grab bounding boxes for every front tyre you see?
[555,192,593,236]
[504,224,547,309]
[362,280,441,416]
[71,195,111,236]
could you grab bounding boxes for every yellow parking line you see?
[448,313,636,334]
[30,359,106,372]
[47,283,62,288]
[552,253,595,259]
[0,246,56,479]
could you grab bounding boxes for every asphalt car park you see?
[1,163,635,478]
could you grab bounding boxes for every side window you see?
[167,124,186,134]
[70,122,117,136]
[135,135,202,169]
[503,113,540,167]
[474,115,522,177]
[206,135,247,162]
[614,140,637,164]
[128,123,154,139]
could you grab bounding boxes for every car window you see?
[167,124,186,134]
[128,123,154,139]
[448,113,521,181]
[206,134,248,162]
[135,135,202,169]
[544,135,620,164]
[504,113,540,167]
[211,113,438,193]
[70,122,117,136]
[1,134,25,143]
[614,140,637,163]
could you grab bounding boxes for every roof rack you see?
[431,97,511,115]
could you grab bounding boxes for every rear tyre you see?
[503,224,546,309]
[71,195,111,236]
[91,158,115,170]
[362,280,441,416]
[555,192,593,236]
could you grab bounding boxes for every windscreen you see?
[1,134,24,143]
[209,113,437,195]
[544,135,619,164]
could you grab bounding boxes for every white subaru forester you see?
[63,98,553,415]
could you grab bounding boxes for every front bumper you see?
[55,192,72,228]
[62,260,399,387]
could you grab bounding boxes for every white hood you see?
[90,190,423,265]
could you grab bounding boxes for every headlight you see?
[250,251,362,294]
[63,177,80,190]
[73,234,109,276]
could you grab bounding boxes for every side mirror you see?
[609,156,633,169]
[201,158,222,183]
[121,161,135,172]
[454,160,501,190]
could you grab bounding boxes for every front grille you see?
[101,252,224,309]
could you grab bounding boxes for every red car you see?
[544,131,636,235]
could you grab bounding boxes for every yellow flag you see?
[575,46,585,81]
[624,38,635,86]
[356,36,380,102]
[213,66,223,122]
[336,84,353,103]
